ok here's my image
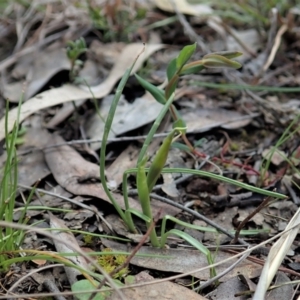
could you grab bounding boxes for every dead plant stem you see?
[232,196,272,244]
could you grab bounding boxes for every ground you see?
[0,1,300,299]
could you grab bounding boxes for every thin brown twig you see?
[219,20,257,58]
[170,0,209,54]
[149,193,249,246]
[232,195,272,244]
[87,210,162,300]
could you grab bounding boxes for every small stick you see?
[232,195,272,244]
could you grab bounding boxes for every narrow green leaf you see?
[136,93,175,165]
[125,209,151,223]
[161,229,217,278]
[207,50,243,59]
[163,229,209,255]
[180,64,204,75]
[166,58,177,81]
[172,118,186,131]
[165,76,178,100]
[202,54,242,69]
[171,142,191,152]
[176,43,196,70]
[147,131,175,192]
[135,74,166,104]
[126,167,287,199]
[194,138,207,147]
[137,158,160,247]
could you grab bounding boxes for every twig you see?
[17,113,258,155]
[149,193,248,246]
[232,195,272,244]
[253,8,278,81]
[262,23,288,72]
[7,264,64,296]
[43,278,67,300]
[195,250,250,291]
[218,20,257,58]
[87,210,162,300]
[18,183,111,228]
[171,0,209,53]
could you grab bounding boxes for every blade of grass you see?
[126,167,286,199]
[99,48,148,233]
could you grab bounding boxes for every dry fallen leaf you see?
[0,43,164,141]
[85,92,162,150]
[265,272,294,300]
[106,144,139,187]
[49,212,90,285]
[182,108,253,132]
[17,128,51,186]
[3,46,70,102]
[43,134,180,217]
[102,239,262,281]
[262,148,287,166]
[153,0,212,16]
[108,271,208,300]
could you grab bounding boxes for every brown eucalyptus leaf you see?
[43,134,180,217]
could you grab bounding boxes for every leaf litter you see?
[0,0,300,299]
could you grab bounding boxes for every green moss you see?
[97,248,128,279]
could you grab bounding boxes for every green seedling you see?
[0,100,32,272]
[5,125,27,146]
[100,44,286,279]
[66,37,87,82]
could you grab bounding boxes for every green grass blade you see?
[126,167,286,199]
[161,229,217,278]
[137,93,175,165]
